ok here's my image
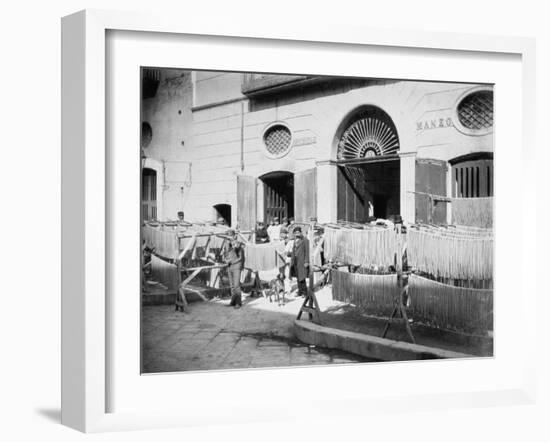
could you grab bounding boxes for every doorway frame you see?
[213,203,232,226]
[142,157,164,221]
[259,170,295,223]
[335,154,401,222]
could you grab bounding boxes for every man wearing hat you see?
[254,221,269,244]
[175,211,189,229]
[222,229,244,308]
[289,226,310,297]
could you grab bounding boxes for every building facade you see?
[141,69,494,229]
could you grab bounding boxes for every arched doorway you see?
[213,203,232,226]
[141,168,157,221]
[337,106,400,159]
[335,106,400,222]
[260,171,294,222]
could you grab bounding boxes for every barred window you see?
[142,68,161,99]
[451,154,493,198]
[263,125,292,158]
[457,90,493,131]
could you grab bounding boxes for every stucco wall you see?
[141,70,493,223]
[141,71,194,220]
[193,71,245,108]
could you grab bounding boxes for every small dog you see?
[265,272,285,306]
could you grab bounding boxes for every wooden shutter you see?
[415,158,447,225]
[337,166,366,223]
[452,158,493,198]
[294,168,317,223]
[237,175,257,231]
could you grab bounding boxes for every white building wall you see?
[188,100,244,224]
[142,70,493,224]
[141,70,194,220]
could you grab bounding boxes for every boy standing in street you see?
[223,229,244,308]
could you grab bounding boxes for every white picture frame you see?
[61,9,537,433]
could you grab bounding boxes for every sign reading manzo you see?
[417,117,453,131]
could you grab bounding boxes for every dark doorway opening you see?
[365,159,400,219]
[213,204,232,227]
[337,158,400,222]
[142,168,157,221]
[260,171,294,222]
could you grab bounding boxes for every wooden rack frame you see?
[171,229,259,312]
[144,220,489,343]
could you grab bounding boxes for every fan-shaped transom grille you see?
[457,90,493,130]
[264,125,292,157]
[337,115,399,160]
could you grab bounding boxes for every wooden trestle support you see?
[296,223,324,325]
[294,221,417,342]
[381,225,415,343]
[173,230,261,312]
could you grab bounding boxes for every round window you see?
[263,124,292,158]
[141,122,153,148]
[457,90,493,132]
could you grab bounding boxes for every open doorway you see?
[337,158,400,222]
[260,171,294,222]
[213,203,232,226]
[364,159,400,219]
[335,105,400,222]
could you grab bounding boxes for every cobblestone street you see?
[141,290,373,373]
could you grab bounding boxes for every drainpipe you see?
[240,101,245,172]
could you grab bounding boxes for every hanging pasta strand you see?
[142,222,232,261]
[408,274,493,333]
[142,224,179,260]
[407,226,493,280]
[244,242,286,271]
[324,225,396,268]
[332,269,397,316]
[331,269,492,334]
[451,197,493,228]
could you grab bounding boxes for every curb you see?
[294,319,474,361]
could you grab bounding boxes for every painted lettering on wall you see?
[416,117,453,131]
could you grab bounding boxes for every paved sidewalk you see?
[142,284,491,373]
[142,292,373,373]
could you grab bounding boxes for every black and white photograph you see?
[140,68,494,374]
[5,0,549,439]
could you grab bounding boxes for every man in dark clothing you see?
[223,229,244,308]
[289,226,310,297]
[255,221,269,244]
